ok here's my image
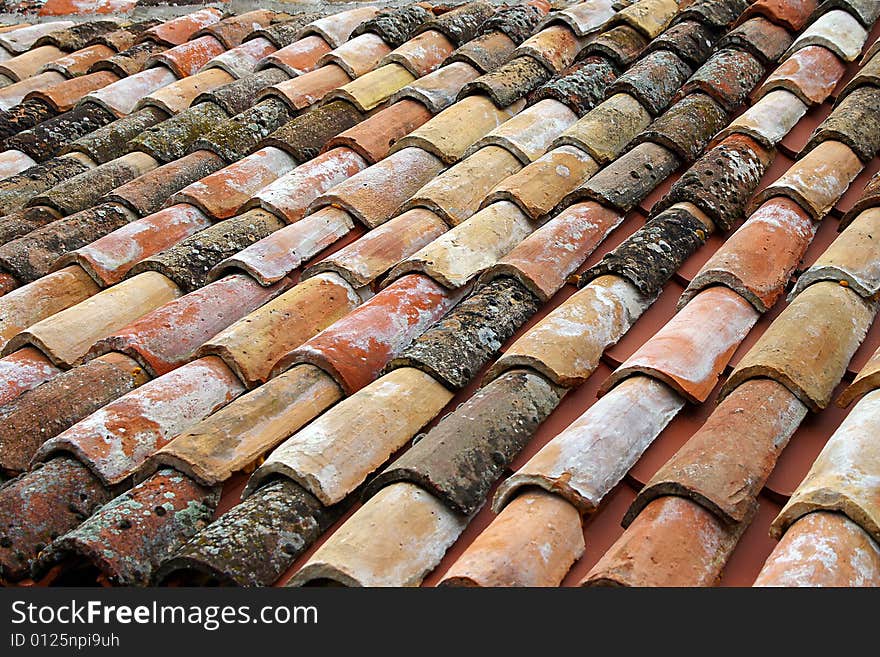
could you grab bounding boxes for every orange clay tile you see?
[494,375,683,515]
[604,286,760,403]
[0,273,17,297]
[482,200,622,302]
[56,204,212,287]
[25,70,120,113]
[784,10,867,63]
[552,93,652,164]
[840,342,880,407]
[0,149,36,180]
[86,274,289,377]
[382,30,455,77]
[203,37,276,80]
[514,25,584,73]
[210,208,357,286]
[0,265,99,351]
[772,388,880,543]
[197,272,360,389]
[146,35,226,79]
[248,147,368,224]
[467,99,577,164]
[83,66,178,117]
[488,275,652,387]
[0,45,63,82]
[0,71,65,111]
[483,145,599,220]
[310,146,444,228]
[391,61,480,115]
[326,99,432,164]
[738,0,818,32]
[754,511,880,587]
[682,197,817,313]
[3,271,181,369]
[0,346,62,408]
[137,68,235,115]
[288,482,466,587]
[301,6,381,48]
[195,9,277,50]
[328,63,416,112]
[258,35,331,77]
[143,363,342,486]
[440,490,584,587]
[264,63,351,112]
[722,282,876,412]
[756,45,846,106]
[792,207,880,298]
[275,273,464,393]
[402,145,523,227]
[33,356,244,486]
[172,147,296,220]
[249,367,453,505]
[543,0,616,37]
[581,495,748,587]
[715,89,807,148]
[750,140,862,219]
[306,207,448,289]
[139,8,224,48]
[383,201,537,289]
[319,33,392,78]
[630,378,807,528]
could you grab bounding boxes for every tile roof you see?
[0,0,877,588]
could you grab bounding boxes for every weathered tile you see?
[138,8,223,47]
[0,22,75,55]
[137,68,234,116]
[568,142,680,212]
[0,457,110,582]
[384,201,536,289]
[683,197,816,312]
[0,203,60,245]
[484,200,619,301]
[529,56,617,117]
[739,0,818,32]
[391,60,480,114]
[542,0,615,37]
[495,375,683,514]
[195,9,276,50]
[484,145,598,221]
[305,208,447,288]
[92,40,165,78]
[327,63,414,112]
[33,19,119,51]
[803,86,880,162]
[488,275,652,387]
[817,0,880,27]
[146,35,225,79]
[756,45,846,106]
[582,495,746,586]
[458,55,550,107]
[193,98,292,163]
[26,71,121,113]
[0,347,63,408]
[246,13,322,49]
[635,92,728,162]
[363,369,562,515]
[0,45,64,82]
[784,9,867,62]
[680,48,765,112]
[440,490,584,587]
[383,29,455,77]
[4,271,180,368]
[0,266,98,351]
[265,64,351,112]
[352,5,434,48]
[610,0,679,37]
[652,134,774,231]
[0,156,92,215]
[320,33,391,78]
[723,282,876,411]
[129,209,285,293]
[552,92,652,163]
[261,100,363,162]
[198,273,359,388]
[772,388,880,544]
[840,48,880,99]
[750,140,862,219]
[211,208,356,286]
[258,35,330,76]
[290,482,464,587]
[83,66,178,117]
[204,37,276,80]
[841,169,880,229]
[467,98,576,163]
[64,106,167,165]
[0,69,62,111]
[0,101,55,141]
[44,44,115,78]
[0,353,149,474]
[715,89,807,148]
[755,511,880,587]
[643,19,715,68]
[197,68,289,116]
[249,367,453,506]
[34,356,244,486]
[415,2,495,47]
[514,25,584,73]
[276,273,463,393]
[474,2,548,45]
[582,25,648,69]
[87,274,287,377]
[301,6,381,48]
[608,50,692,116]
[446,31,516,73]
[128,102,229,163]
[310,147,444,228]
[8,107,113,166]
[0,202,138,283]
[718,17,793,65]
[327,99,432,164]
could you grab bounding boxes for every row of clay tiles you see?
[0,0,567,583]
[1,3,756,588]
[3,0,166,18]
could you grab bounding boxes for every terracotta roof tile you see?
[266,63,351,112]
[326,99,432,164]
[541,1,615,38]
[679,48,765,112]
[0,70,65,111]
[382,29,455,77]
[203,37,276,80]
[0,45,64,82]
[674,0,750,30]
[467,98,576,163]
[194,9,277,50]
[83,66,177,117]
[261,100,363,162]
[0,22,75,55]
[128,101,227,163]
[258,35,330,77]
[327,62,415,112]
[718,16,793,64]
[458,55,551,107]
[739,0,818,32]
[446,31,516,73]
[64,106,167,164]
[352,5,434,48]
[137,68,234,116]
[26,70,120,113]
[717,88,807,147]
[301,6,381,49]
[320,32,392,79]
[784,9,867,62]
[137,8,223,48]
[0,346,62,408]
[43,43,116,78]
[390,60,480,114]
[643,19,715,67]
[583,24,649,68]
[608,0,679,38]
[91,40,164,78]
[245,14,322,50]
[553,93,652,163]
[415,2,495,47]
